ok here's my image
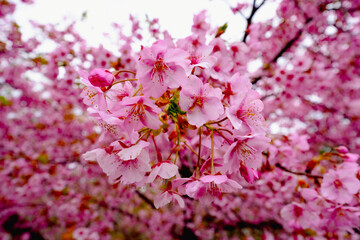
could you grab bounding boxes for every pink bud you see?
[336,146,349,154]
[240,164,259,184]
[88,68,114,87]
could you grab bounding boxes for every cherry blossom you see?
[179,75,224,127]
[111,96,162,132]
[2,0,360,239]
[154,191,184,209]
[137,40,189,98]
[320,165,360,204]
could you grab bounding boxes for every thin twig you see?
[242,0,266,43]
[112,70,136,77]
[275,163,323,179]
[135,190,156,209]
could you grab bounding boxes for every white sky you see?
[14,0,279,49]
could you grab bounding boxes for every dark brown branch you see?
[275,163,323,179]
[242,0,266,43]
[273,17,312,64]
[251,17,312,85]
[135,190,156,209]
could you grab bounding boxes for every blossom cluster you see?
[2,0,360,239]
[81,35,269,208]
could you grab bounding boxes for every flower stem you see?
[211,130,215,175]
[207,117,228,125]
[195,127,202,177]
[112,78,138,86]
[112,69,136,77]
[151,133,163,162]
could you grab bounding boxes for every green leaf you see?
[167,92,186,121]
[215,22,228,38]
[0,96,11,106]
[37,153,49,164]
[81,11,87,20]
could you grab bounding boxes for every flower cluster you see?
[81,38,269,208]
[2,0,360,239]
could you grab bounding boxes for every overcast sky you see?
[14,0,278,49]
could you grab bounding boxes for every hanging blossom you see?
[111,96,162,132]
[224,133,270,173]
[179,75,224,127]
[79,31,270,209]
[137,40,189,98]
[173,175,242,201]
[226,88,265,132]
[154,191,185,209]
[320,163,360,204]
[97,141,151,185]
[79,68,114,110]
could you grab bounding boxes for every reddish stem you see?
[151,133,163,162]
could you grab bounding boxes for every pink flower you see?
[280,203,320,229]
[79,70,110,110]
[97,141,151,184]
[209,52,233,81]
[87,68,114,88]
[73,228,99,240]
[191,10,210,34]
[320,166,360,204]
[322,206,360,232]
[179,75,224,127]
[106,81,134,110]
[137,40,189,98]
[154,191,184,209]
[226,87,265,132]
[174,175,242,199]
[224,134,269,172]
[82,148,107,162]
[176,37,216,74]
[147,161,179,183]
[112,96,162,132]
[289,133,309,151]
[199,175,242,195]
[239,164,259,183]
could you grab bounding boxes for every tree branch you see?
[135,190,156,209]
[251,17,312,85]
[275,163,323,179]
[242,0,266,43]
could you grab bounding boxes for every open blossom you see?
[80,70,109,110]
[176,37,216,74]
[322,206,360,232]
[209,52,233,80]
[73,228,100,240]
[191,10,210,34]
[320,165,360,204]
[112,96,162,132]
[147,161,179,183]
[154,191,184,209]
[137,40,189,98]
[179,75,224,127]
[223,73,252,101]
[106,81,134,109]
[97,141,151,184]
[174,175,242,200]
[226,88,265,132]
[280,203,320,229]
[224,134,270,173]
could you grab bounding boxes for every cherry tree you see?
[1,0,359,239]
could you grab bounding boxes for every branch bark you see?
[242,0,266,43]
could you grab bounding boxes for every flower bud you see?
[88,68,114,87]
